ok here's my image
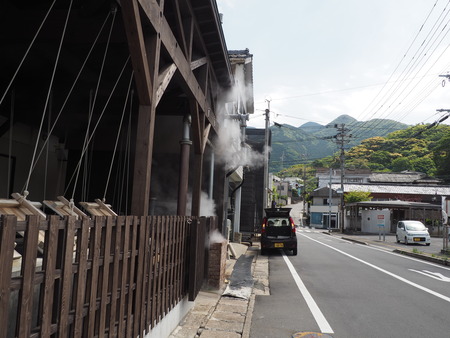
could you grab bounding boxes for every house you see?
[310,169,450,232]
[325,180,450,233]
[309,186,342,229]
[316,168,372,188]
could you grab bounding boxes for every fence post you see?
[0,215,16,334]
[188,218,198,301]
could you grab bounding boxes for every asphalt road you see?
[250,228,450,338]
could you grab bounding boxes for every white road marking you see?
[302,234,450,303]
[282,252,334,334]
[357,243,450,271]
[409,269,450,282]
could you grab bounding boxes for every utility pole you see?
[302,165,307,226]
[328,168,332,231]
[263,99,271,211]
[334,123,351,232]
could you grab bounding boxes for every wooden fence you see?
[0,214,217,337]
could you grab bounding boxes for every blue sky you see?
[217,0,450,128]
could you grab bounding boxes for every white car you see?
[396,220,431,246]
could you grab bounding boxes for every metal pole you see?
[328,168,332,231]
[177,114,192,215]
[263,99,270,212]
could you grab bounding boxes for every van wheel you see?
[405,237,409,245]
[292,248,297,256]
[396,236,400,243]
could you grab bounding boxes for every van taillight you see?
[262,219,267,233]
[290,217,295,233]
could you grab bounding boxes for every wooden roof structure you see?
[0,0,235,223]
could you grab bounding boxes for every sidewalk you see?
[169,242,269,338]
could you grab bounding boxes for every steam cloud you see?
[215,118,266,170]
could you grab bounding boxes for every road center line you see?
[282,252,334,334]
[302,234,450,303]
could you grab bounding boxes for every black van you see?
[261,208,297,255]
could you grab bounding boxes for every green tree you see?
[391,157,413,172]
[344,191,372,204]
[432,133,450,182]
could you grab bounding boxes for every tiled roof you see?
[330,183,450,195]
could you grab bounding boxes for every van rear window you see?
[267,218,290,227]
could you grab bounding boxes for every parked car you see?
[261,208,297,255]
[396,220,431,245]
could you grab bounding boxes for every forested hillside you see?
[277,123,450,183]
[269,114,408,172]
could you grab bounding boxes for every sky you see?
[216,0,450,129]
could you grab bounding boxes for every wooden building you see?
[0,0,250,223]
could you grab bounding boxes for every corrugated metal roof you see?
[347,200,441,209]
[331,183,450,195]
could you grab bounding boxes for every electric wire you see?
[24,0,73,196]
[20,10,112,192]
[0,0,57,107]
[64,55,131,198]
[356,0,448,122]
[102,71,134,202]
[70,7,118,201]
[352,1,450,136]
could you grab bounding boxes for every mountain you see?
[269,115,409,172]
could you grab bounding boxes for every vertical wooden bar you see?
[40,216,60,338]
[98,217,113,336]
[133,216,146,337]
[161,216,169,316]
[0,215,16,333]
[17,216,39,337]
[167,216,175,309]
[145,216,156,326]
[150,216,161,326]
[188,218,198,301]
[126,216,138,337]
[87,217,103,337]
[174,217,182,302]
[57,216,76,336]
[118,216,131,337]
[154,216,163,324]
[109,216,123,337]
[140,216,151,334]
[73,217,90,338]
[179,217,188,300]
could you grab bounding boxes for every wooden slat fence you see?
[0,214,217,337]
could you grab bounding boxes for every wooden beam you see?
[131,104,156,216]
[190,101,203,154]
[191,57,207,70]
[173,0,189,59]
[155,63,177,106]
[120,0,153,105]
[121,2,162,216]
[138,0,218,132]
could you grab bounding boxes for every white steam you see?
[215,118,265,170]
[208,229,226,246]
[186,191,217,217]
[199,191,216,216]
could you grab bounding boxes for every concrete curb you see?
[393,249,450,266]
